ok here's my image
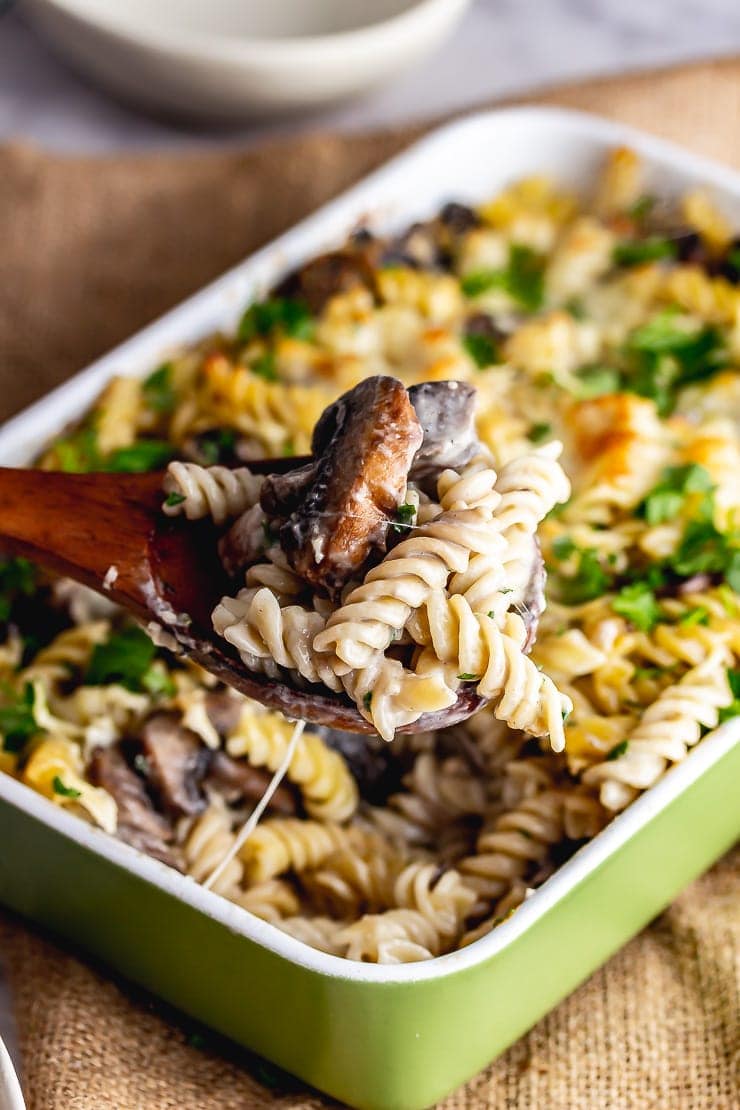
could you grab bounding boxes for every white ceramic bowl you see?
[22,0,472,120]
[0,1037,24,1110]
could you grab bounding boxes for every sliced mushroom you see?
[408,381,481,493]
[269,376,423,597]
[273,247,377,315]
[218,503,268,578]
[318,728,403,805]
[140,712,211,818]
[206,749,298,815]
[259,462,316,520]
[89,744,181,869]
[203,689,244,737]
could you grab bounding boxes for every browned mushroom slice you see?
[270,376,423,597]
[408,381,481,493]
[140,712,211,818]
[206,750,298,816]
[218,503,268,577]
[273,247,378,315]
[89,745,182,869]
[259,461,317,520]
[203,689,244,737]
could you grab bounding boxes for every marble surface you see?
[1,0,740,1096]
[1,0,740,152]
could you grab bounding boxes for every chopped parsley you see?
[164,491,186,508]
[0,557,38,622]
[363,692,373,710]
[529,422,552,444]
[142,363,176,414]
[461,244,545,311]
[550,539,611,604]
[392,502,416,534]
[238,298,314,343]
[105,440,173,473]
[457,673,479,682]
[85,626,158,692]
[624,311,726,416]
[632,666,663,682]
[196,428,237,465]
[627,194,656,221]
[718,668,740,723]
[250,352,279,382]
[0,683,39,753]
[52,776,81,799]
[638,463,714,526]
[670,518,740,590]
[612,582,661,632]
[140,666,177,698]
[463,332,498,368]
[613,237,677,266]
[53,424,101,473]
[571,365,621,399]
[606,739,629,761]
[678,606,710,627]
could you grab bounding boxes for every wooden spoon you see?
[0,464,485,733]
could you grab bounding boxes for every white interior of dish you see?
[1,106,739,983]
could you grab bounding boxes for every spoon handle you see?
[0,467,163,614]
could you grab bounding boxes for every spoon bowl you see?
[0,464,485,733]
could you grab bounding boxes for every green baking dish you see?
[1,106,739,1109]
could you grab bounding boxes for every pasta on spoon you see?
[163,375,572,747]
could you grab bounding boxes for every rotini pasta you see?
[4,145,739,964]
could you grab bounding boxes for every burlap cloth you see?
[0,57,739,1109]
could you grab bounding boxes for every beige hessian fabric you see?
[0,57,739,1109]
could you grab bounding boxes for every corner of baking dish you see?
[2,103,740,984]
[2,718,738,984]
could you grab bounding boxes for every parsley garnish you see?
[571,365,621,399]
[613,237,677,266]
[0,557,37,622]
[251,352,279,382]
[627,195,656,221]
[457,673,479,682]
[363,692,372,710]
[0,683,40,753]
[105,440,173,473]
[463,332,498,368]
[164,491,186,508]
[633,666,663,682]
[238,298,314,343]
[392,502,416,534]
[53,424,101,473]
[671,519,740,590]
[678,606,710,627]
[718,668,740,723]
[197,428,237,465]
[142,363,176,414]
[639,464,714,525]
[606,740,629,761]
[551,539,611,603]
[52,776,81,799]
[461,244,545,311]
[140,666,177,698]
[85,626,158,692]
[529,422,552,444]
[612,582,661,632]
[624,311,726,416]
